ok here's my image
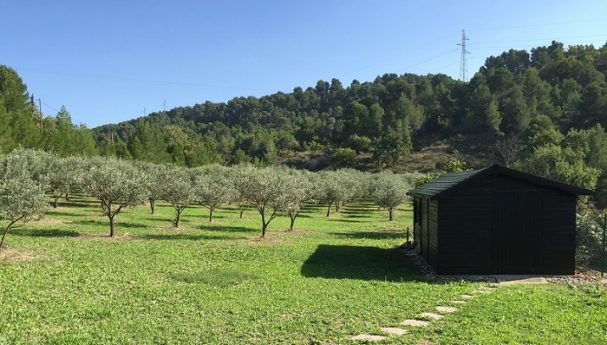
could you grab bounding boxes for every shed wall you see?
[431,172,577,274]
[437,177,493,274]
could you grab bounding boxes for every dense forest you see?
[2,41,607,191]
[0,66,98,157]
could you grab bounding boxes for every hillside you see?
[2,41,607,187]
[91,41,607,176]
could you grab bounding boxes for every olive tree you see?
[161,167,196,228]
[138,162,169,214]
[193,165,236,223]
[232,165,252,219]
[371,171,410,221]
[0,151,48,251]
[279,169,312,231]
[49,156,84,208]
[82,158,147,237]
[315,171,340,217]
[317,170,359,217]
[238,167,284,238]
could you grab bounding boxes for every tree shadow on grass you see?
[196,225,256,233]
[342,213,372,219]
[46,211,85,217]
[330,231,405,240]
[328,218,365,223]
[54,200,98,208]
[301,244,424,282]
[11,229,80,238]
[341,207,375,214]
[138,233,248,241]
[73,220,149,229]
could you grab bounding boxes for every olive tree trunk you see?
[289,212,298,232]
[174,208,183,228]
[258,205,277,238]
[109,215,116,237]
[0,217,23,252]
[149,199,155,214]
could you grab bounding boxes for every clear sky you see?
[1,0,606,127]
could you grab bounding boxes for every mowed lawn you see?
[0,197,606,344]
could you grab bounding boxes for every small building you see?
[408,164,593,275]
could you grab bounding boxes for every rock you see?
[350,334,386,342]
[380,327,408,336]
[401,319,430,327]
[420,312,443,320]
[435,306,457,313]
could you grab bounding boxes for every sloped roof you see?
[407,164,593,199]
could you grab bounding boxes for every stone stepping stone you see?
[380,327,408,336]
[350,333,386,342]
[460,294,474,299]
[401,319,431,327]
[450,300,466,304]
[420,312,444,320]
[436,306,458,313]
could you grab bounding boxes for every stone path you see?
[349,284,498,342]
[380,327,408,336]
[420,312,443,320]
[435,306,458,313]
[401,319,431,327]
[350,334,386,342]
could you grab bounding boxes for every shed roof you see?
[407,164,593,199]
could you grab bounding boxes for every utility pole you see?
[37,98,43,127]
[457,29,470,82]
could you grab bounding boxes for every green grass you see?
[0,196,605,344]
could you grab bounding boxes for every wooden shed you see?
[407,164,593,275]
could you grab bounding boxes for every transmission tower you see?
[457,29,470,82]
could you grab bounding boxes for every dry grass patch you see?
[0,248,45,262]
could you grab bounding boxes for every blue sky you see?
[1,0,606,127]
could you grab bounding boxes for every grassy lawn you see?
[0,197,605,344]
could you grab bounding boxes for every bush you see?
[577,209,607,273]
[330,148,357,168]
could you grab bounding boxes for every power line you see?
[41,101,60,113]
[474,18,607,33]
[14,66,265,93]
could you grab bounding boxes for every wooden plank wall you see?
[541,191,576,274]
[433,173,577,274]
[437,177,493,274]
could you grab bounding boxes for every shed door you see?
[493,191,543,273]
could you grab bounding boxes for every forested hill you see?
[92,42,607,175]
[2,41,607,188]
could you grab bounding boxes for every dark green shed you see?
[407,164,593,275]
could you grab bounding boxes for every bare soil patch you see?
[0,248,44,262]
